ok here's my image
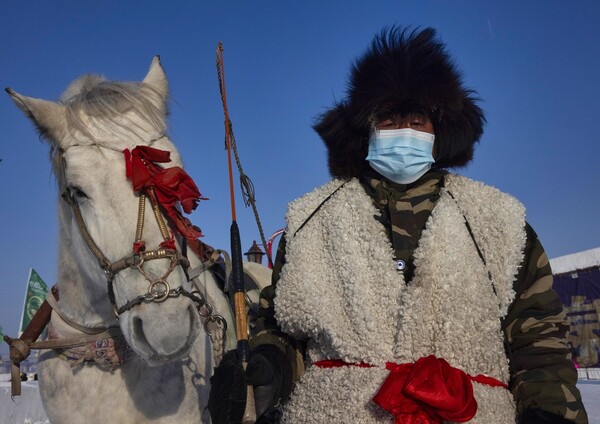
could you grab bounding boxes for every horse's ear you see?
[142,56,168,99]
[5,87,67,142]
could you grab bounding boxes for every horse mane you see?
[60,74,168,142]
[49,75,169,186]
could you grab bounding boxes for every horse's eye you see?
[69,186,88,199]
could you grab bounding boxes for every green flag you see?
[19,268,49,335]
[0,324,4,340]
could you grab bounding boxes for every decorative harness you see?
[4,143,228,396]
[62,183,204,316]
[61,144,218,317]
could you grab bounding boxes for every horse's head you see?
[7,57,206,366]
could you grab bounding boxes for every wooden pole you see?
[216,42,256,424]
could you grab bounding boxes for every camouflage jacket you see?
[253,171,587,423]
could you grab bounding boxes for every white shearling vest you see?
[275,175,526,423]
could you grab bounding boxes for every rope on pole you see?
[216,43,273,269]
[216,41,257,424]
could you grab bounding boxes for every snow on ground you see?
[1,375,48,424]
[1,373,599,423]
[580,381,600,424]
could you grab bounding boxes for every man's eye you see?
[377,120,394,128]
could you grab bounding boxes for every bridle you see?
[63,188,183,314]
[59,146,223,326]
[4,155,229,395]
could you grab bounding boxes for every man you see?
[210,26,587,424]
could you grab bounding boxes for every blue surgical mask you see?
[366,128,435,184]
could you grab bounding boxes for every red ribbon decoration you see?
[123,146,207,240]
[314,355,507,424]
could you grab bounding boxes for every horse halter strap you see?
[61,186,190,316]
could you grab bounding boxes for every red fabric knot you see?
[123,146,207,240]
[160,237,176,251]
[373,356,477,424]
[132,240,146,254]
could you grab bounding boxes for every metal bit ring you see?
[149,280,170,303]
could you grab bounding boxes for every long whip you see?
[216,42,257,424]
[214,46,273,269]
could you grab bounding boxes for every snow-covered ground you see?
[0,374,48,424]
[580,380,600,424]
[1,374,599,423]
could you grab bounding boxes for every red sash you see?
[314,355,507,424]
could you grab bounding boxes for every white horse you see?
[7,57,268,423]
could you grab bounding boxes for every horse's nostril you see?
[125,300,201,363]
[128,314,155,359]
[132,316,144,340]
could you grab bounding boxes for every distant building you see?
[551,248,600,368]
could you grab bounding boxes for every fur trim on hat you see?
[314,26,485,178]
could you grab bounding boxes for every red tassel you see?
[123,146,207,240]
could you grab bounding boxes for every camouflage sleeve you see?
[250,234,306,389]
[503,223,588,423]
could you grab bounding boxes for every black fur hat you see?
[314,26,485,178]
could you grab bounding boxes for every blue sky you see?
[1,1,599,349]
